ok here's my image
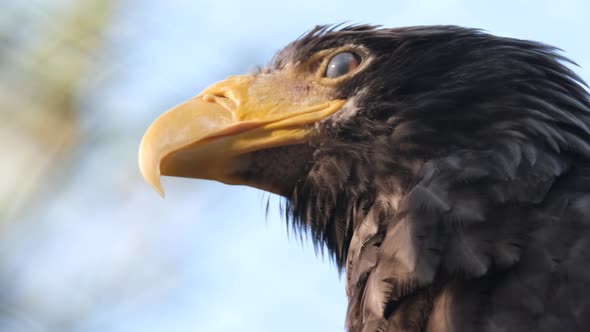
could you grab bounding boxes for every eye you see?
[325,52,361,79]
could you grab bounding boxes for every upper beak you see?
[138,74,345,196]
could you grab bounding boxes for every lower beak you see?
[138,74,345,196]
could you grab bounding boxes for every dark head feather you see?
[277,25,590,271]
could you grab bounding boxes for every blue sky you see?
[7,1,590,331]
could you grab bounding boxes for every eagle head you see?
[139,25,590,331]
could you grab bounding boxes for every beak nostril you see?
[202,93,218,102]
[200,93,237,111]
[203,91,231,101]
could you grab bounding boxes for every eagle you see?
[138,25,590,331]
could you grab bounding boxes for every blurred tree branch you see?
[0,0,118,220]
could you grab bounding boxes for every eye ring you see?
[324,52,361,79]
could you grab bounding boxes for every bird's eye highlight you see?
[325,52,361,79]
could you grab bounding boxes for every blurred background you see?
[0,0,588,331]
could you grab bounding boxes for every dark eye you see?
[325,52,361,79]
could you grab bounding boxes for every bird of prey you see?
[138,25,590,331]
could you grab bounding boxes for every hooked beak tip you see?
[138,138,166,198]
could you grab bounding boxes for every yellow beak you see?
[138,74,345,196]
